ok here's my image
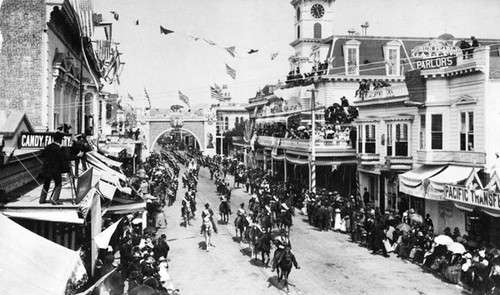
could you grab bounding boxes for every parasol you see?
[434,235,454,245]
[396,222,412,232]
[386,226,395,240]
[447,242,466,254]
[409,213,423,223]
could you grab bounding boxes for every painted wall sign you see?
[415,55,457,70]
[445,184,500,210]
[18,132,72,148]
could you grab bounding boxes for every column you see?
[284,151,287,183]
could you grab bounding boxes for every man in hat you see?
[271,230,300,272]
[201,203,216,251]
[39,132,82,205]
[362,187,371,207]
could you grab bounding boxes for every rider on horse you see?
[271,230,300,272]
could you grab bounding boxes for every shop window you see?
[313,23,322,39]
[431,114,443,150]
[460,111,474,151]
[395,123,408,156]
[224,116,229,131]
[365,124,376,153]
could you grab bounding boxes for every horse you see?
[277,209,293,233]
[181,199,192,227]
[259,211,273,233]
[234,215,249,243]
[276,248,294,292]
[253,230,272,267]
[219,200,231,224]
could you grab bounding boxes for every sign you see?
[411,39,462,59]
[415,55,457,70]
[445,184,500,211]
[19,132,72,148]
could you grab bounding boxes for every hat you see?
[146,256,155,263]
[409,208,415,214]
[464,252,472,259]
[53,132,64,141]
[159,256,166,262]
[161,234,167,239]
[335,208,341,212]
[205,203,210,208]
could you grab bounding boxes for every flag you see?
[204,38,216,46]
[187,35,199,41]
[225,63,236,79]
[214,83,222,93]
[160,26,174,35]
[127,93,134,101]
[109,11,119,21]
[248,49,259,54]
[271,52,279,60]
[144,87,151,110]
[67,0,94,37]
[210,86,223,101]
[178,90,190,107]
[225,46,236,57]
[135,19,139,25]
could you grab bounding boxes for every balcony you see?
[358,153,380,165]
[385,156,413,170]
[256,136,356,156]
[360,84,409,101]
[417,150,486,166]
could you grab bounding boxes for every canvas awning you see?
[427,166,475,200]
[94,218,123,249]
[102,202,146,215]
[399,165,445,198]
[2,210,84,224]
[0,214,87,295]
[88,150,123,167]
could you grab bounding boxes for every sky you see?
[94,0,500,110]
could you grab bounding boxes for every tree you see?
[325,97,358,124]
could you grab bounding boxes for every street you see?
[160,166,465,295]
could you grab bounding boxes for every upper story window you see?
[313,23,322,39]
[431,114,443,150]
[297,25,301,39]
[384,41,401,76]
[387,123,409,156]
[365,124,376,153]
[235,117,239,126]
[344,40,361,75]
[460,111,474,151]
[420,114,426,150]
[225,116,229,130]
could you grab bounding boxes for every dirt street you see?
[159,166,464,295]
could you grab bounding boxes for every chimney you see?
[348,28,356,36]
[361,21,369,36]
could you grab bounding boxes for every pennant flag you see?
[204,38,216,46]
[178,90,190,107]
[225,63,236,79]
[135,20,139,25]
[127,93,134,101]
[160,26,174,35]
[210,86,223,101]
[110,11,119,20]
[187,35,200,41]
[225,46,236,57]
[248,49,259,54]
[214,83,222,93]
[144,87,151,110]
[271,52,279,60]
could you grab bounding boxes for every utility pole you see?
[308,88,318,193]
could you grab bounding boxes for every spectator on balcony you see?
[355,79,370,100]
[459,39,472,60]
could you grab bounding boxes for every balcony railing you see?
[417,150,486,166]
[358,153,380,165]
[257,135,354,152]
[385,156,413,170]
[362,85,409,100]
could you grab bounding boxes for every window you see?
[431,114,443,150]
[358,125,363,152]
[313,23,322,39]
[384,41,401,76]
[297,25,300,39]
[344,40,361,75]
[224,116,229,131]
[387,124,393,156]
[420,114,426,150]
[365,124,376,153]
[395,123,408,156]
[460,112,474,151]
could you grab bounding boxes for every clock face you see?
[311,4,324,19]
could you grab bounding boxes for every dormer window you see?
[384,41,401,76]
[344,39,360,75]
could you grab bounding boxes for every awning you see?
[94,218,123,249]
[102,202,146,215]
[100,145,126,158]
[399,165,445,198]
[0,214,87,295]
[427,166,475,200]
[2,210,84,224]
[452,202,500,218]
[285,154,309,165]
[272,154,285,161]
[86,153,127,182]
[88,150,123,168]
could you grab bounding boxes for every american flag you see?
[178,90,190,107]
[68,0,94,37]
[210,86,223,101]
[225,63,236,79]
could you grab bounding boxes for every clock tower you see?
[290,0,335,73]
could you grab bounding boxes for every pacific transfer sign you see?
[415,56,457,70]
[19,132,72,148]
[444,184,500,210]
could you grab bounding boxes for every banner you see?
[445,184,500,211]
[415,56,457,70]
[404,69,426,104]
[19,132,72,148]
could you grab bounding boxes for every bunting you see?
[178,90,190,107]
[144,87,151,110]
[110,11,119,21]
[210,86,223,101]
[204,38,216,46]
[225,63,236,79]
[160,26,174,35]
[271,52,279,60]
[225,46,236,57]
[127,93,134,101]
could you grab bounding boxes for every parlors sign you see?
[412,39,461,70]
[445,184,500,210]
[415,56,457,70]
